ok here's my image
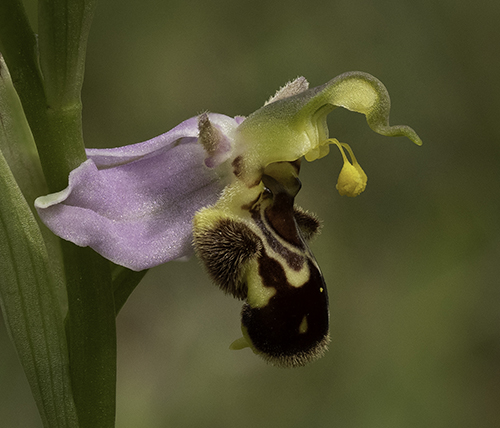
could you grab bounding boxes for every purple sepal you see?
[35,115,237,271]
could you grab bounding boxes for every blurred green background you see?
[1,0,499,427]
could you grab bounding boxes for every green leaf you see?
[0,55,47,205]
[0,0,44,102]
[0,142,78,428]
[0,53,66,315]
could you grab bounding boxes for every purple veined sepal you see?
[35,114,241,271]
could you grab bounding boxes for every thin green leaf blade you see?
[0,54,47,205]
[0,53,66,319]
[0,60,79,428]
[0,151,79,428]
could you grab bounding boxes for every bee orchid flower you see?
[35,71,421,367]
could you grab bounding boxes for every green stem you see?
[64,243,116,428]
[0,0,87,192]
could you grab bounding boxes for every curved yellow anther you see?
[328,139,367,197]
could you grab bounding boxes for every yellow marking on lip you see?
[299,316,308,334]
[284,259,310,288]
[245,259,277,308]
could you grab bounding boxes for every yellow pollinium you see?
[305,138,368,197]
[329,139,368,197]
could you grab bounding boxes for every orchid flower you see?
[35,71,421,367]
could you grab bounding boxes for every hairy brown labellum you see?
[193,162,330,368]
